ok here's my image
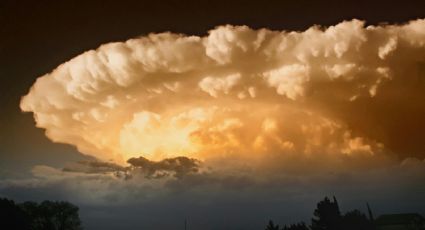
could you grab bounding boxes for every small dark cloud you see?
[63,161,127,174]
[65,160,132,179]
[62,156,201,179]
[127,156,200,179]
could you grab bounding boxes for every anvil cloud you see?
[21,19,425,169]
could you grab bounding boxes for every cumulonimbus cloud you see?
[20,19,425,166]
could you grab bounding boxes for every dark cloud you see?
[63,161,127,173]
[61,156,201,179]
[127,156,200,179]
[63,160,131,179]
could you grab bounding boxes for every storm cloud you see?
[20,19,425,167]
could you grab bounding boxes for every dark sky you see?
[1,0,425,229]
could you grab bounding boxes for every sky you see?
[1,0,425,229]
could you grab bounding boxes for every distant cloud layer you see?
[21,19,425,172]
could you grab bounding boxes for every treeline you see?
[265,196,374,230]
[0,197,82,230]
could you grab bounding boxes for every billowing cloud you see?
[20,19,425,168]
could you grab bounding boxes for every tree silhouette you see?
[265,220,280,230]
[311,196,342,230]
[283,222,309,230]
[24,200,82,230]
[0,198,31,229]
[0,197,82,230]
[342,209,374,230]
[262,196,425,230]
[20,201,46,229]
